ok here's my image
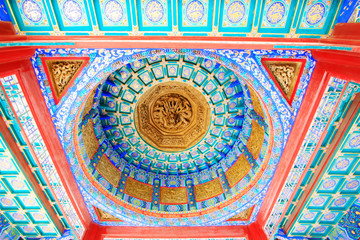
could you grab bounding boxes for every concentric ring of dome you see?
[76,54,271,218]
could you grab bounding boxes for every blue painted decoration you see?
[31,47,315,227]
[1,0,343,36]
[337,0,360,23]
[0,0,11,21]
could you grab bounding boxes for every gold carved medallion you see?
[152,93,193,132]
[135,82,210,151]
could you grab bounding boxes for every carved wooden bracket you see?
[41,57,89,104]
[261,58,306,105]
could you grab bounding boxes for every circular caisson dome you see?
[135,81,211,151]
[75,53,272,223]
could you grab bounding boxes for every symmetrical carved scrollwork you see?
[194,178,223,202]
[247,120,265,159]
[124,178,153,202]
[228,206,253,221]
[96,155,121,187]
[225,154,251,187]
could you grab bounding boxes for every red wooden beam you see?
[82,222,251,240]
[0,53,92,229]
[312,50,360,82]
[330,23,360,40]
[255,62,330,228]
[284,93,360,232]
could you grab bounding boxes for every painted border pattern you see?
[0,74,84,238]
[264,77,347,236]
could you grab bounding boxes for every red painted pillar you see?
[0,47,93,231]
[255,61,329,228]
[256,48,360,237]
[330,23,360,40]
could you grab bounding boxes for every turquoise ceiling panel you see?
[94,0,132,31]
[296,0,339,35]
[3,0,344,37]
[0,134,61,238]
[279,83,360,239]
[137,0,172,31]
[179,0,213,32]
[258,0,299,34]
[264,79,360,237]
[218,0,255,33]
[51,0,93,31]
[7,0,53,31]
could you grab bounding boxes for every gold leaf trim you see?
[227,206,253,221]
[96,155,121,187]
[95,207,123,221]
[124,178,153,202]
[225,154,251,187]
[82,121,98,159]
[45,59,85,98]
[248,87,264,118]
[263,61,303,100]
[194,178,223,202]
[247,120,265,159]
[160,187,188,204]
[82,88,96,118]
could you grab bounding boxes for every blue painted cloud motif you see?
[348,134,360,148]
[226,1,246,23]
[63,0,83,23]
[22,0,43,22]
[266,2,285,24]
[145,0,165,23]
[306,2,326,25]
[104,0,124,23]
[186,0,205,23]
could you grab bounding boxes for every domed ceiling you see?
[32,48,316,227]
[76,54,271,223]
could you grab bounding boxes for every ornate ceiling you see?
[0,1,359,239]
[75,54,271,222]
[29,47,315,227]
[0,74,84,239]
[1,0,347,37]
[272,80,360,239]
